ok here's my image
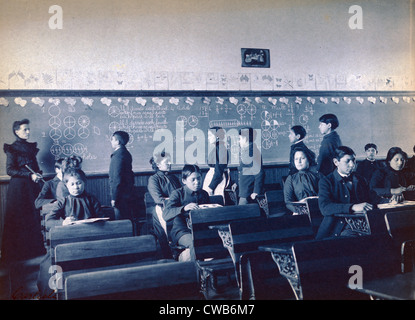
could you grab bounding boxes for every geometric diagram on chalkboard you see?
[108,105,121,118]
[261,110,272,121]
[64,127,76,140]
[261,120,271,131]
[270,129,279,140]
[176,116,188,128]
[299,114,309,126]
[62,143,74,156]
[109,121,121,133]
[262,130,271,140]
[262,139,273,150]
[78,127,90,139]
[63,116,76,128]
[246,104,257,118]
[49,116,61,129]
[78,115,90,128]
[48,105,61,117]
[236,104,246,118]
[93,126,101,135]
[269,119,279,130]
[73,143,87,155]
[50,144,62,157]
[188,115,198,127]
[49,128,62,141]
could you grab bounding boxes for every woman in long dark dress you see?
[2,119,45,263]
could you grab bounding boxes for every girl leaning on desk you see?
[370,147,415,202]
[2,119,45,264]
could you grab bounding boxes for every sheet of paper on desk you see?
[198,204,223,209]
[377,200,415,210]
[69,217,110,225]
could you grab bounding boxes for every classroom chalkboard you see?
[0,91,414,177]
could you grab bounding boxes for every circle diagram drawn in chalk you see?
[63,116,76,128]
[61,144,74,156]
[78,127,90,139]
[50,145,62,157]
[48,105,61,117]
[73,143,86,155]
[64,127,76,140]
[78,115,90,128]
[49,128,62,140]
[48,116,61,129]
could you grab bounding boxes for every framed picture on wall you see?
[241,48,270,68]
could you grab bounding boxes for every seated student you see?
[45,168,103,229]
[55,155,83,200]
[147,151,182,259]
[203,126,231,200]
[35,157,64,211]
[284,149,320,214]
[355,143,383,183]
[163,164,210,261]
[38,168,103,298]
[316,146,385,239]
[288,125,316,175]
[316,114,342,176]
[238,127,265,205]
[370,147,415,202]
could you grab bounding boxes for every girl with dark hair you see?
[370,147,415,201]
[2,119,45,263]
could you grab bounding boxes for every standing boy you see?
[109,131,135,220]
[316,146,384,239]
[316,113,342,176]
[288,125,316,175]
[238,127,265,205]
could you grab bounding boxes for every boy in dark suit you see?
[237,127,265,205]
[163,164,210,261]
[109,131,134,220]
[355,143,383,183]
[316,146,383,239]
[316,114,342,176]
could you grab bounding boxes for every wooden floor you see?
[0,253,240,300]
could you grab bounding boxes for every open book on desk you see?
[198,203,223,209]
[377,200,415,210]
[66,217,110,225]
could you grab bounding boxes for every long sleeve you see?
[162,189,185,222]
[208,143,229,190]
[109,147,134,202]
[34,180,54,209]
[283,175,297,213]
[318,176,353,216]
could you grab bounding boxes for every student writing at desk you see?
[316,146,385,239]
[163,164,210,261]
[370,147,415,202]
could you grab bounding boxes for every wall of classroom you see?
[0,0,414,91]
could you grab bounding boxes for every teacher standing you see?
[2,119,45,263]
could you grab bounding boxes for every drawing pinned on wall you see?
[136,97,147,106]
[49,98,60,106]
[169,97,179,106]
[402,97,411,103]
[295,97,302,104]
[279,97,288,105]
[356,97,364,104]
[64,97,76,112]
[343,97,352,104]
[100,97,112,107]
[392,97,400,104]
[185,97,195,106]
[307,97,315,104]
[0,98,9,107]
[216,97,224,105]
[331,97,340,104]
[379,96,388,104]
[319,97,328,104]
[268,97,277,105]
[202,97,211,105]
[152,97,164,106]
[229,97,238,105]
[239,74,251,90]
[368,97,376,104]
[14,97,27,107]
[31,97,45,107]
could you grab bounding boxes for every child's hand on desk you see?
[351,202,373,213]
[391,186,407,195]
[62,216,75,226]
[406,185,415,192]
[184,202,199,212]
[390,194,404,204]
[250,193,258,200]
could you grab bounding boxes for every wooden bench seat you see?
[291,235,401,299]
[384,209,415,272]
[189,203,261,298]
[64,261,199,300]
